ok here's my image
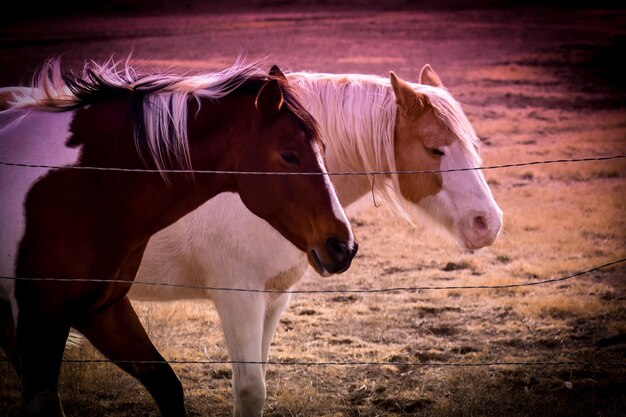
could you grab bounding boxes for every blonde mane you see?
[288,71,482,218]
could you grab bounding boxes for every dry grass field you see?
[1,5,625,417]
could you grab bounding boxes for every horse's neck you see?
[132,98,243,237]
[68,97,238,241]
[289,74,396,208]
[324,153,375,209]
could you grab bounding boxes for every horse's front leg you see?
[0,296,20,376]
[261,292,291,374]
[213,292,267,417]
[72,296,186,417]
[15,306,70,417]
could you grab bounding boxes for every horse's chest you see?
[264,263,309,292]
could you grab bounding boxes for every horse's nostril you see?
[472,215,488,234]
[326,237,349,262]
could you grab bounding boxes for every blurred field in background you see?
[1,4,625,416]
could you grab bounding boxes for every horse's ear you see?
[390,71,423,112]
[269,65,288,82]
[419,64,443,88]
[255,78,284,117]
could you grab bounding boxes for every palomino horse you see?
[0,59,357,417]
[129,65,503,416]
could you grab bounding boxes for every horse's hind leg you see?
[15,310,69,417]
[72,296,186,417]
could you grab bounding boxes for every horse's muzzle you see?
[309,238,358,276]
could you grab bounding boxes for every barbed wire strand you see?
[1,158,624,380]
[0,356,624,368]
[0,154,624,176]
[1,257,623,294]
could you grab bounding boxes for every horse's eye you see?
[427,147,445,157]
[280,151,300,165]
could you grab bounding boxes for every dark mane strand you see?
[62,65,175,108]
[213,75,321,145]
[282,83,321,144]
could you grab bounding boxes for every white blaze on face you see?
[0,108,81,321]
[313,142,355,248]
[417,141,502,249]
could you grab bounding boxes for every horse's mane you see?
[10,57,318,174]
[287,71,482,219]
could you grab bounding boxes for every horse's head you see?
[230,66,357,276]
[390,66,502,249]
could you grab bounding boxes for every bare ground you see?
[1,7,625,417]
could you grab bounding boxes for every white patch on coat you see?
[0,108,80,323]
[312,142,355,248]
[402,141,502,248]
[131,192,307,301]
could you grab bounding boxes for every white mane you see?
[288,71,482,218]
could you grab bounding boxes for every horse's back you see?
[0,107,78,162]
[0,87,34,111]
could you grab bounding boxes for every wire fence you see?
[2,357,625,368]
[0,152,625,370]
[0,257,624,369]
[0,154,624,176]
[1,257,624,294]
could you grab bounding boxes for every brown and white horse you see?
[0,59,357,416]
[128,65,503,416]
